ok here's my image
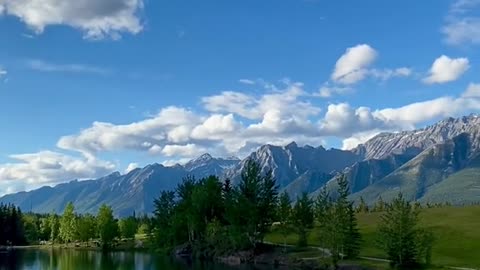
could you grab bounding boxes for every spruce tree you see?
[291,192,314,247]
[277,191,292,250]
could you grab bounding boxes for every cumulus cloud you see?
[423,55,469,84]
[202,82,318,120]
[462,83,480,98]
[57,106,201,157]
[329,44,412,87]
[331,44,378,85]
[0,0,144,39]
[27,59,110,75]
[124,162,139,174]
[443,0,480,45]
[341,129,385,150]
[0,151,115,192]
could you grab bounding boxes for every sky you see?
[0,0,480,195]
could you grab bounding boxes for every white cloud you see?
[315,85,352,98]
[0,151,115,192]
[191,114,240,140]
[369,67,412,81]
[124,162,139,174]
[341,129,385,150]
[27,59,110,75]
[329,44,411,86]
[0,0,144,40]
[161,144,205,157]
[0,68,6,77]
[331,44,378,85]
[320,103,399,137]
[462,83,480,98]
[202,82,317,120]
[423,55,469,84]
[239,79,255,85]
[57,106,201,157]
[443,0,480,45]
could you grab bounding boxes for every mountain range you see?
[1,114,479,216]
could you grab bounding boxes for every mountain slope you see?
[355,114,480,160]
[224,142,361,189]
[0,156,240,216]
[351,133,478,204]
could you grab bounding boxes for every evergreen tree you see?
[357,197,369,213]
[336,175,361,259]
[153,191,176,249]
[233,160,278,249]
[377,193,434,268]
[291,192,314,247]
[277,191,292,250]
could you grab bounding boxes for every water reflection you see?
[0,249,286,270]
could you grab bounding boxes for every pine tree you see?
[357,197,369,213]
[277,191,292,250]
[336,175,361,259]
[377,193,434,268]
[291,192,314,247]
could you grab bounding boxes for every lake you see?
[0,249,284,270]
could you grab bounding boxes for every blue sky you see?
[1,0,480,194]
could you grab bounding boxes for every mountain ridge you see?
[2,114,480,216]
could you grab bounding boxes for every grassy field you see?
[266,205,480,269]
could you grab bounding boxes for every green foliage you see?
[277,191,292,249]
[336,175,361,259]
[232,160,278,248]
[376,193,434,268]
[40,216,52,241]
[59,202,77,243]
[77,214,96,242]
[357,197,369,213]
[291,192,314,247]
[313,175,361,268]
[137,223,150,235]
[151,161,279,257]
[119,216,138,239]
[0,203,26,245]
[96,204,119,248]
[153,190,177,250]
[23,214,40,244]
[49,213,60,242]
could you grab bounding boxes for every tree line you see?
[0,203,26,245]
[0,202,152,249]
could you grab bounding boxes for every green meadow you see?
[266,205,480,269]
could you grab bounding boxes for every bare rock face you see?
[355,114,480,160]
[223,142,361,188]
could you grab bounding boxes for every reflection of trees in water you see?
[0,249,288,270]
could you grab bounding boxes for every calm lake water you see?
[0,249,284,270]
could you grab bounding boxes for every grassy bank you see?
[266,205,480,269]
